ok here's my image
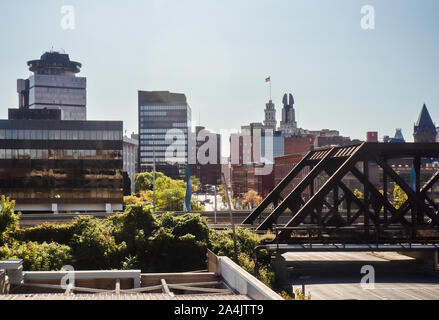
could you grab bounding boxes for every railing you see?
[272,225,439,247]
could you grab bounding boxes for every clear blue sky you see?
[0,0,438,141]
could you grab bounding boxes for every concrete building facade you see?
[123,134,139,193]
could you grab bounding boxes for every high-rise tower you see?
[414,104,437,143]
[17,51,87,120]
[280,93,297,132]
[263,100,277,130]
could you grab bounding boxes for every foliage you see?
[279,289,311,300]
[109,204,158,256]
[353,189,364,200]
[135,171,165,193]
[69,216,127,270]
[259,230,275,242]
[242,190,263,209]
[0,196,20,244]
[391,183,408,210]
[190,176,201,193]
[209,227,259,259]
[130,173,204,212]
[13,224,74,245]
[0,241,72,271]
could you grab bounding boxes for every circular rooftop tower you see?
[27,51,82,76]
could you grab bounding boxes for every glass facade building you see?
[17,51,87,121]
[0,118,123,212]
[138,91,191,178]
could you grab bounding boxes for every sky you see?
[0,0,438,142]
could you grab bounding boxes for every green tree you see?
[0,196,20,245]
[135,171,165,193]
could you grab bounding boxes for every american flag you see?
[265,76,271,82]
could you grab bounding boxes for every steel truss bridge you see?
[243,142,439,249]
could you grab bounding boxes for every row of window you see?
[140,157,187,163]
[140,134,187,140]
[140,151,187,157]
[140,140,187,145]
[139,111,167,116]
[1,190,122,200]
[0,149,122,160]
[140,105,187,111]
[140,128,188,134]
[140,146,186,151]
[0,129,122,141]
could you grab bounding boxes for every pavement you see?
[282,251,439,300]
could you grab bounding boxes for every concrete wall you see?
[217,256,282,300]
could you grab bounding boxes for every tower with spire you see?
[413,104,437,143]
[280,93,297,133]
[263,100,277,130]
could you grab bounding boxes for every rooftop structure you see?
[17,51,87,121]
[0,252,282,300]
[389,128,405,143]
[414,104,437,143]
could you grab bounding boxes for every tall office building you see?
[17,51,87,121]
[138,91,191,179]
[0,52,123,213]
[280,93,297,133]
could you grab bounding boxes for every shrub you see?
[0,196,20,245]
[0,241,72,271]
[109,204,158,255]
[209,227,259,259]
[69,216,127,270]
[13,224,74,245]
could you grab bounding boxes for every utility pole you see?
[214,185,217,224]
[152,135,156,214]
[222,173,237,261]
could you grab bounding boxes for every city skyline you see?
[0,0,438,141]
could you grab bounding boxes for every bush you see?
[145,227,207,272]
[0,241,72,271]
[69,216,127,270]
[0,196,20,245]
[209,227,259,259]
[109,204,158,256]
[13,224,74,245]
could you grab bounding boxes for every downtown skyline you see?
[0,0,438,141]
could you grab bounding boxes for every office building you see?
[123,134,139,193]
[17,51,87,121]
[0,52,123,213]
[138,91,191,179]
[0,108,123,213]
